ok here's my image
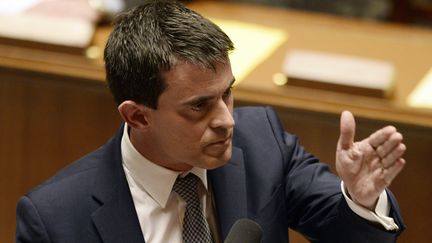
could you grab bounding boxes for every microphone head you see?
[224,218,263,243]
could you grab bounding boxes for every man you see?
[16,1,406,242]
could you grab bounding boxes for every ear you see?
[118,101,151,130]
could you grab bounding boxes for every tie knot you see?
[173,173,200,205]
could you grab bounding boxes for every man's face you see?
[143,61,235,171]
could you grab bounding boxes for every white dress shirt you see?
[121,125,212,243]
[120,124,398,243]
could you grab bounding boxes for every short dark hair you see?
[104,0,234,108]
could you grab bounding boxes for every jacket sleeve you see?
[263,107,405,242]
[16,196,52,243]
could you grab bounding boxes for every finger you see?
[338,111,356,150]
[381,143,407,168]
[358,138,377,159]
[372,158,405,189]
[375,132,403,158]
[382,158,406,187]
[368,125,397,149]
[370,156,382,171]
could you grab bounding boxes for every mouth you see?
[206,134,233,147]
[202,133,233,158]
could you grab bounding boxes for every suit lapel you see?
[208,146,247,240]
[91,184,144,243]
[90,125,145,243]
[88,126,248,242]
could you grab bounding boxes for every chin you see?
[206,160,229,170]
[204,150,232,169]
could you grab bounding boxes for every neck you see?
[129,127,193,172]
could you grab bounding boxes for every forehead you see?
[161,61,233,96]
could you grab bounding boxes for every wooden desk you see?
[1,2,431,243]
[188,1,432,128]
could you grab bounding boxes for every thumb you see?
[338,111,356,150]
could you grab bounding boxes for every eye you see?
[190,101,207,112]
[223,86,233,99]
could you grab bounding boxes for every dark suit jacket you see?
[16,107,405,243]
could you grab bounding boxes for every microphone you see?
[224,218,263,243]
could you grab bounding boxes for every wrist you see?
[343,183,378,211]
[351,195,378,211]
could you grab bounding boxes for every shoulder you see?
[16,135,120,233]
[28,126,123,195]
[234,106,278,123]
[16,126,125,240]
[24,124,123,203]
[24,145,106,205]
[232,106,302,168]
[234,106,283,129]
[15,146,111,242]
[233,106,288,143]
[36,141,106,183]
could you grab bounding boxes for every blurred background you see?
[1,0,432,242]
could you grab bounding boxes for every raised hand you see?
[336,111,406,210]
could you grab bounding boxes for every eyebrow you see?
[182,78,236,106]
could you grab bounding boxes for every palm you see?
[335,111,406,210]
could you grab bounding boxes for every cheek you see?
[155,112,210,153]
[168,122,208,148]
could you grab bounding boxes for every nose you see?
[209,99,235,130]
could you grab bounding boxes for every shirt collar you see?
[121,124,208,208]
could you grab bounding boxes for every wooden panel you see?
[0,67,121,243]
